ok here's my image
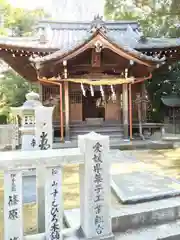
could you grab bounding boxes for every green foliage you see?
[0,70,30,106]
[105,0,180,38]
[145,62,180,122]
[0,70,38,118]
[0,1,45,118]
[0,0,49,36]
[105,0,180,122]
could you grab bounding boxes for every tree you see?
[105,0,180,122]
[105,0,180,37]
[0,1,46,121]
[0,70,38,106]
[0,0,49,36]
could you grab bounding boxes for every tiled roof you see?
[30,28,165,65]
[0,19,179,51]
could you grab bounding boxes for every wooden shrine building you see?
[0,16,180,141]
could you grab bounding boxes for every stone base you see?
[84,233,115,240]
[64,196,180,233]
[111,171,180,204]
[24,221,180,240]
[85,118,104,125]
[78,227,114,240]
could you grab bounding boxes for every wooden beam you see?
[59,83,64,141]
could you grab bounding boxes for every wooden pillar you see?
[129,84,133,140]
[122,83,129,138]
[64,81,70,140]
[59,84,64,141]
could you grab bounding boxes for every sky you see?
[7,0,50,10]
[7,0,105,21]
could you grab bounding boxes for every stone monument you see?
[78,132,114,240]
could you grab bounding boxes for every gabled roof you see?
[30,26,165,68]
[0,17,179,82]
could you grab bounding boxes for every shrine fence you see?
[1,132,114,240]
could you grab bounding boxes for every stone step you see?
[70,128,123,135]
[53,139,125,149]
[25,221,180,240]
[70,124,123,130]
[115,220,180,240]
[64,197,180,233]
[70,121,123,127]
[70,133,123,141]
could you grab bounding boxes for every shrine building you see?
[0,14,180,142]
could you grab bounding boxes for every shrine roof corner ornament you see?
[90,15,107,34]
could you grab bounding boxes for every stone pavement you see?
[111,149,180,204]
[22,148,180,204]
[64,149,180,240]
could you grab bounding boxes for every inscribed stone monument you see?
[78,132,114,239]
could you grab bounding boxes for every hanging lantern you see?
[81,83,86,96]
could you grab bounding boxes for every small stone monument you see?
[78,132,114,240]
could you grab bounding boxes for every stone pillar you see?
[34,105,54,234]
[64,81,70,141]
[122,83,129,139]
[78,132,114,240]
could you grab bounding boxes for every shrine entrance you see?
[82,90,105,121]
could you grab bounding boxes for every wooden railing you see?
[1,132,114,240]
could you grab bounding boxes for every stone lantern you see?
[11,91,54,151]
